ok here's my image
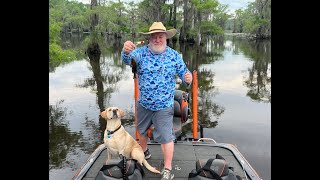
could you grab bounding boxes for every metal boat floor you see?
[82,142,247,179]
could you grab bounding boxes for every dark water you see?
[49,33,271,180]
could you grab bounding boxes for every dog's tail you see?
[141,159,160,174]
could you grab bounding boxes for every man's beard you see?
[149,43,166,54]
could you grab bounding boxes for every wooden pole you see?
[192,71,198,140]
[134,74,139,141]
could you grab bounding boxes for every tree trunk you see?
[196,10,201,45]
[88,50,103,111]
[90,0,99,31]
[192,3,195,29]
[180,0,188,42]
[169,5,172,23]
[131,14,135,38]
[173,0,177,28]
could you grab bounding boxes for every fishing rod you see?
[131,40,146,79]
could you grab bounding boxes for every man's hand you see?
[123,41,136,55]
[184,72,193,84]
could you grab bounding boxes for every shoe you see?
[144,148,151,160]
[161,168,174,180]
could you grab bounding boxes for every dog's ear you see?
[101,110,107,119]
[119,109,125,118]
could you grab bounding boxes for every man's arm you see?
[175,52,192,86]
[121,41,136,65]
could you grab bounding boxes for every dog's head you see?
[101,107,125,120]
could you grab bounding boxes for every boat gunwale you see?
[72,144,106,180]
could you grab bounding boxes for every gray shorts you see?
[136,103,175,144]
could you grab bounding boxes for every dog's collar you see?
[107,125,122,135]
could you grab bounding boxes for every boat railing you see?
[196,138,217,143]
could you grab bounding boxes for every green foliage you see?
[232,0,271,38]
[49,43,76,65]
[138,0,153,24]
[94,6,117,32]
[138,26,149,33]
[214,4,231,29]
[50,0,90,31]
[201,21,224,35]
[49,0,89,67]
[192,0,218,13]
[187,29,197,39]
[49,8,77,66]
[243,17,261,33]
[49,9,76,64]
[224,19,233,30]
[243,16,269,33]
[120,26,130,33]
[165,24,175,31]
[49,17,62,44]
[161,3,171,13]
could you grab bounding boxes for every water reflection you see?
[177,37,226,129]
[60,33,88,49]
[49,100,82,170]
[231,37,271,103]
[78,37,136,143]
[87,43,104,111]
[198,67,224,126]
[49,35,133,173]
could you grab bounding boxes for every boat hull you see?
[72,141,261,180]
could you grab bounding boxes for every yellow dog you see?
[100,107,160,174]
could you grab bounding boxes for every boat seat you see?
[147,90,189,140]
[188,154,242,180]
[96,158,144,180]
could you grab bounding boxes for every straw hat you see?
[140,22,177,39]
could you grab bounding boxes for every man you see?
[121,22,192,180]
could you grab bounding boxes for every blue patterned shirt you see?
[122,45,191,111]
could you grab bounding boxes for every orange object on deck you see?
[134,74,139,140]
[192,71,198,139]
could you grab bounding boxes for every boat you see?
[72,71,262,180]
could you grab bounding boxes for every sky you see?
[74,0,255,14]
[218,0,255,14]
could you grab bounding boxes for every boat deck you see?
[81,142,250,180]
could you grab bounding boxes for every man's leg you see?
[152,106,175,173]
[161,141,174,170]
[139,134,148,152]
[161,144,165,154]
[136,103,153,152]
